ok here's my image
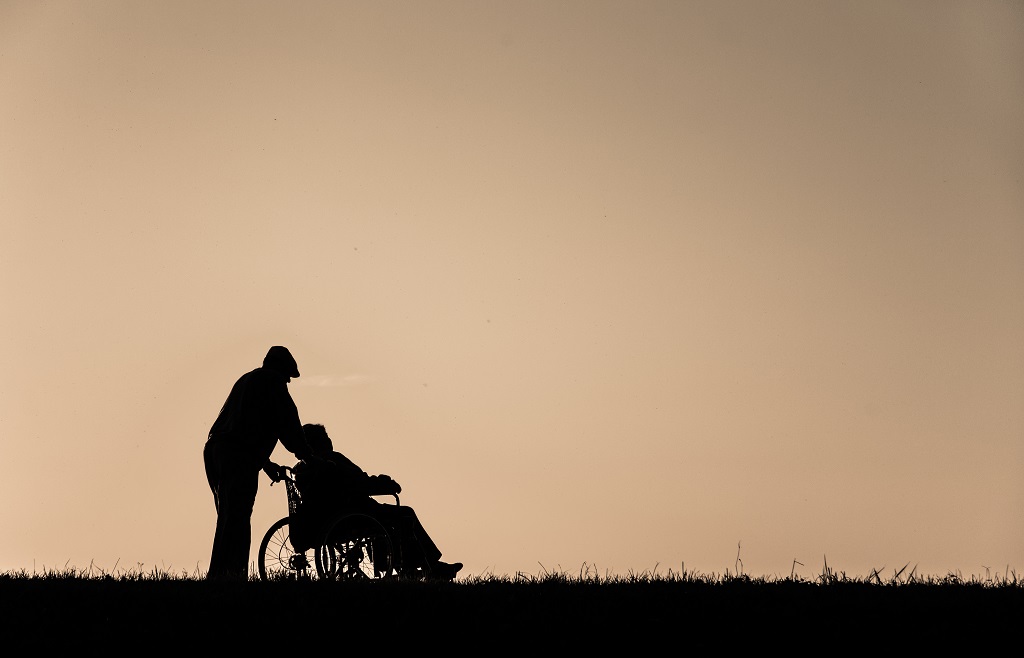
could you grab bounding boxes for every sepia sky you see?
[1,0,1021,580]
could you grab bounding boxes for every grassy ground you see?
[1,565,1019,651]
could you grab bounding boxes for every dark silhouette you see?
[203,346,317,580]
[292,422,463,581]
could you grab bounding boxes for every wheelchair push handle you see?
[264,463,293,485]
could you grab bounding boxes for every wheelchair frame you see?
[257,465,407,582]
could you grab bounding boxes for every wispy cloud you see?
[293,374,372,387]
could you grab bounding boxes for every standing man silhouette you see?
[203,346,315,580]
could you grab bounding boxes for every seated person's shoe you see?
[429,560,463,581]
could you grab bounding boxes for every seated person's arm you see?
[366,473,401,495]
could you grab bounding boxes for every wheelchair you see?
[257,465,405,581]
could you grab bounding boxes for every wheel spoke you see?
[258,517,319,581]
[315,513,395,580]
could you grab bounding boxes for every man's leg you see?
[207,447,259,580]
[204,442,227,578]
[204,441,221,513]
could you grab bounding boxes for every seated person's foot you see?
[429,560,463,581]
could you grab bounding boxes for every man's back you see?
[209,367,303,464]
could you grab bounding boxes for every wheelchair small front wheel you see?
[315,513,395,581]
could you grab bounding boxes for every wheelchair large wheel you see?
[315,513,395,581]
[258,516,318,581]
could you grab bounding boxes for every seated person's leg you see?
[367,503,439,567]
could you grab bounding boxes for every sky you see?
[1,0,1021,581]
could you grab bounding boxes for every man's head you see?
[263,346,300,379]
[302,423,333,456]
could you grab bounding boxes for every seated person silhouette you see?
[292,422,463,581]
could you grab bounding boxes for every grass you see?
[4,556,1020,587]
[1,560,1019,650]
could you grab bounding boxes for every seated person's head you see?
[302,423,333,456]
